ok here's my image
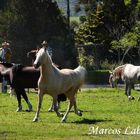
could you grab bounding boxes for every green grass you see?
[1,88,140,140]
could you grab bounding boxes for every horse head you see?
[27,48,40,65]
[33,47,51,69]
[109,65,126,88]
[109,71,118,88]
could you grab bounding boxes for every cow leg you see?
[21,88,32,112]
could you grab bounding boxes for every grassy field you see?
[1,88,140,140]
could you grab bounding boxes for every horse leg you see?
[127,84,132,100]
[33,89,44,122]
[48,100,54,112]
[61,95,74,123]
[126,83,134,100]
[48,97,60,112]
[125,82,128,97]
[125,82,131,97]
[53,95,63,117]
[21,88,32,112]
[73,96,82,116]
[14,88,22,112]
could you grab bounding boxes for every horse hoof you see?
[78,111,82,116]
[26,109,32,112]
[16,106,22,112]
[48,108,54,112]
[61,118,66,123]
[33,118,38,122]
[61,116,67,123]
[128,96,135,101]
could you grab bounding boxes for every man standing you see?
[1,41,12,93]
[1,41,12,63]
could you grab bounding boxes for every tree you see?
[0,0,7,10]
[75,3,106,69]
[76,0,140,66]
[109,0,140,63]
[111,21,140,64]
[1,0,78,67]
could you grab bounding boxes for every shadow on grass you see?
[72,118,112,124]
[0,131,16,135]
[0,105,7,108]
[59,109,92,113]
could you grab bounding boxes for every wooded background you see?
[0,0,140,70]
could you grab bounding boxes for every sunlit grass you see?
[1,88,140,139]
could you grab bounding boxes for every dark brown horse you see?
[27,49,39,65]
[1,63,66,112]
[1,64,38,112]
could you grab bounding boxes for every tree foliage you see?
[75,4,104,44]
[0,0,78,67]
[110,0,140,63]
[75,0,140,68]
[75,2,109,69]
[0,0,140,68]
[111,21,140,63]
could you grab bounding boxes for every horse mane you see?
[114,65,125,70]
[113,65,125,72]
[113,64,126,79]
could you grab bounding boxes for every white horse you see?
[123,64,140,100]
[33,46,86,122]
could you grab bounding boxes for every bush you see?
[86,70,110,84]
[79,16,86,23]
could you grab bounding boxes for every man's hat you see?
[2,41,10,46]
[41,41,48,46]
